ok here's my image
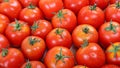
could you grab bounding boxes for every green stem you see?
[55,28,64,38]
[28,3,36,9]
[29,37,40,45]
[14,19,22,31]
[4,0,9,2]
[25,61,31,68]
[116,1,120,9]
[31,21,39,31]
[2,48,8,57]
[90,3,97,10]
[81,40,89,48]
[82,27,89,34]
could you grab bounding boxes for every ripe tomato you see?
[21,36,46,60]
[0,34,10,52]
[0,14,10,34]
[76,42,105,68]
[105,2,120,23]
[64,0,89,14]
[105,42,120,65]
[89,0,109,9]
[110,0,120,4]
[21,61,46,68]
[72,24,98,48]
[72,65,88,68]
[44,46,74,68]
[19,4,43,26]
[0,0,22,21]
[5,20,30,47]
[19,0,39,7]
[31,20,53,39]
[78,5,104,29]
[52,9,77,32]
[99,21,120,48]
[46,28,72,49]
[0,48,25,68]
[101,64,120,68]
[39,0,63,20]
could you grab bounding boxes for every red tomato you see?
[78,5,105,29]
[0,0,22,21]
[72,65,88,68]
[89,0,109,9]
[76,42,105,68]
[19,4,43,26]
[46,28,72,49]
[72,24,98,48]
[21,61,46,68]
[31,20,53,39]
[39,0,63,20]
[0,14,10,34]
[110,0,120,4]
[52,9,77,32]
[44,46,75,68]
[99,21,120,48]
[21,36,46,60]
[19,0,39,7]
[105,42,120,65]
[5,20,30,47]
[105,2,120,23]
[0,48,25,68]
[64,0,89,14]
[101,64,120,68]
[0,34,10,52]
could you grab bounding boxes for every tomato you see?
[105,2,120,23]
[72,65,88,68]
[21,36,46,60]
[110,0,120,4]
[21,61,46,68]
[0,48,25,68]
[46,28,72,49]
[99,21,120,48]
[89,0,109,9]
[0,14,10,34]
[101,64,120,68]
[64,0,89,14]
[31,20,53,39]
[77,5,105,29]
[76,42,105,68]
[44,46,74,68]
[39,0,63,20]
[5,20,30,47]
[0,0,22,21]
[105,42,120,65]
[19,0,39,7]
[19,4,43,26]
[72,24,98,48]
[0,34,10,52]
[52,9,77,32]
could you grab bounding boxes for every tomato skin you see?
[89,0,109,9]
[31,20,53,39]
[99,21,120,48]
[0,34,10,52]
[46,28,72,49]
[72,65,88,68]
[110,0,120,4]
[76,43,105,68]
[105,42,120,65]
[78,5,105,29]
[5,20,30,47]
[19,5,43,26]
[52,9,77,32]
[64,0,89,14]
[0,48,25,68]
[101,64,120,68]
[44,46,75,68]
[19,0,39,7]
[105,3,120,23]
[0,0,22,21]
[72,24,98,48]
[21,36,46,60]
[39,0,63,20]
[21,61,46,68]
[0,14,10,34]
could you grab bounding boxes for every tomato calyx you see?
[90,4,97,10]
[116,1,120,9]
[4,0,9,2]
[1,48,8,57]
[81,40,89,48]
[31,21,39,31]
[28,37,40,45]
[82,27,89,34]
[28,3,36,9]
[55,28,64,38]
[55,48,69,65]
[25,60,32,68]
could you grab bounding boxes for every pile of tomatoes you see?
[0,0,120,68]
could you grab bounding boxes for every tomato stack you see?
[0,0,120,68]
